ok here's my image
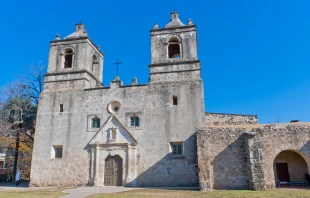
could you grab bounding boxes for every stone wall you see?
[197,127,249,190]
[31,79,205,187]
[252,124,310,188]
[197,123,310,191]
[205,113,258,126]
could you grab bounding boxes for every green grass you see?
[87,188,310,198]
[0,189,67,198]
[0,188,309,198]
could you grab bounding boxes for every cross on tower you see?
[113,59,122,76]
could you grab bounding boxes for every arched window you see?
[168,37,181,58]
[64,49,73,68]
[92,55,98,74]
[130,116,140,127]
[92,117,100,128]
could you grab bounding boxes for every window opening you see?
[108,101,121,114]
[171,143,183,155]
[173,96,178,105]
[92,55,98,73]
[168,37,181,58]
[113,106,119,112]
[53,145,63,159]
[59,104,64,112]
[64,49,73,68]
[130,116,140,127]
[92,117,100,128]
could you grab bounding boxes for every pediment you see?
[89,115,137,145]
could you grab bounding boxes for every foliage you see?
[0,64,45,179]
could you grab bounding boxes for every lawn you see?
[0,188,67,198]
[87,188,310,198]
[0,188,309,198]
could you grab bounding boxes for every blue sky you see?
[0,0,309,123]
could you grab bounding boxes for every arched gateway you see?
[274,150,309,184]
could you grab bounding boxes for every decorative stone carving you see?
[109,127,118,143]
[131,77,138,85]
[153,23,159,30]
[55,34,60,40]
[188,18,193,25]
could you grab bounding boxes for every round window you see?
[107,101,121,114]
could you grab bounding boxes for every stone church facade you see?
[30,12,310,190]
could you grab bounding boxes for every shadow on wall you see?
[126,133,199,187]
[212,133,249,190]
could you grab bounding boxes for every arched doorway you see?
[274,150,309,183]
[104,155,123,186]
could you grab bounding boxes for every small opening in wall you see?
[169,44,181,58]
[168,37,181,59]
[53,145,63,159]
[130,116,140,127]
[64,49,73,68]
[92,55,99,74]
[92,117,100,128]
[171,142,183,156]
[59,104,64,112]
[113,106,119,112]
[173,96,178,105]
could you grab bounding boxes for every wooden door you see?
[104,156,123,186]
[276,163,290,182]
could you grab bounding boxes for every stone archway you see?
[273,150,309,183]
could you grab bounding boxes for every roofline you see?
[150,25,196,32]
[149,60,200,67]
[88,115,138,145]
[44,69,102,84]
[84,83,148,91]
[205,112,258,118]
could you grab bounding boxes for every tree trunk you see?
[12,131,19,183]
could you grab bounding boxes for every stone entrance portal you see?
[104,155,123,186]
[88,115,138,187]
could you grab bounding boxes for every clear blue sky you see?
[0,0,309,123]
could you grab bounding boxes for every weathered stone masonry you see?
[205,113,258,126]
[30,11,310,190]
[30,12,205,187]
[198,123,310,191]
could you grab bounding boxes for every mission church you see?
[31,12,310,190]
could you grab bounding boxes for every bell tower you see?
[149,12,200,82]
[44,23,104,90]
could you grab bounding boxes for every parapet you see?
[205,112,258,126]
